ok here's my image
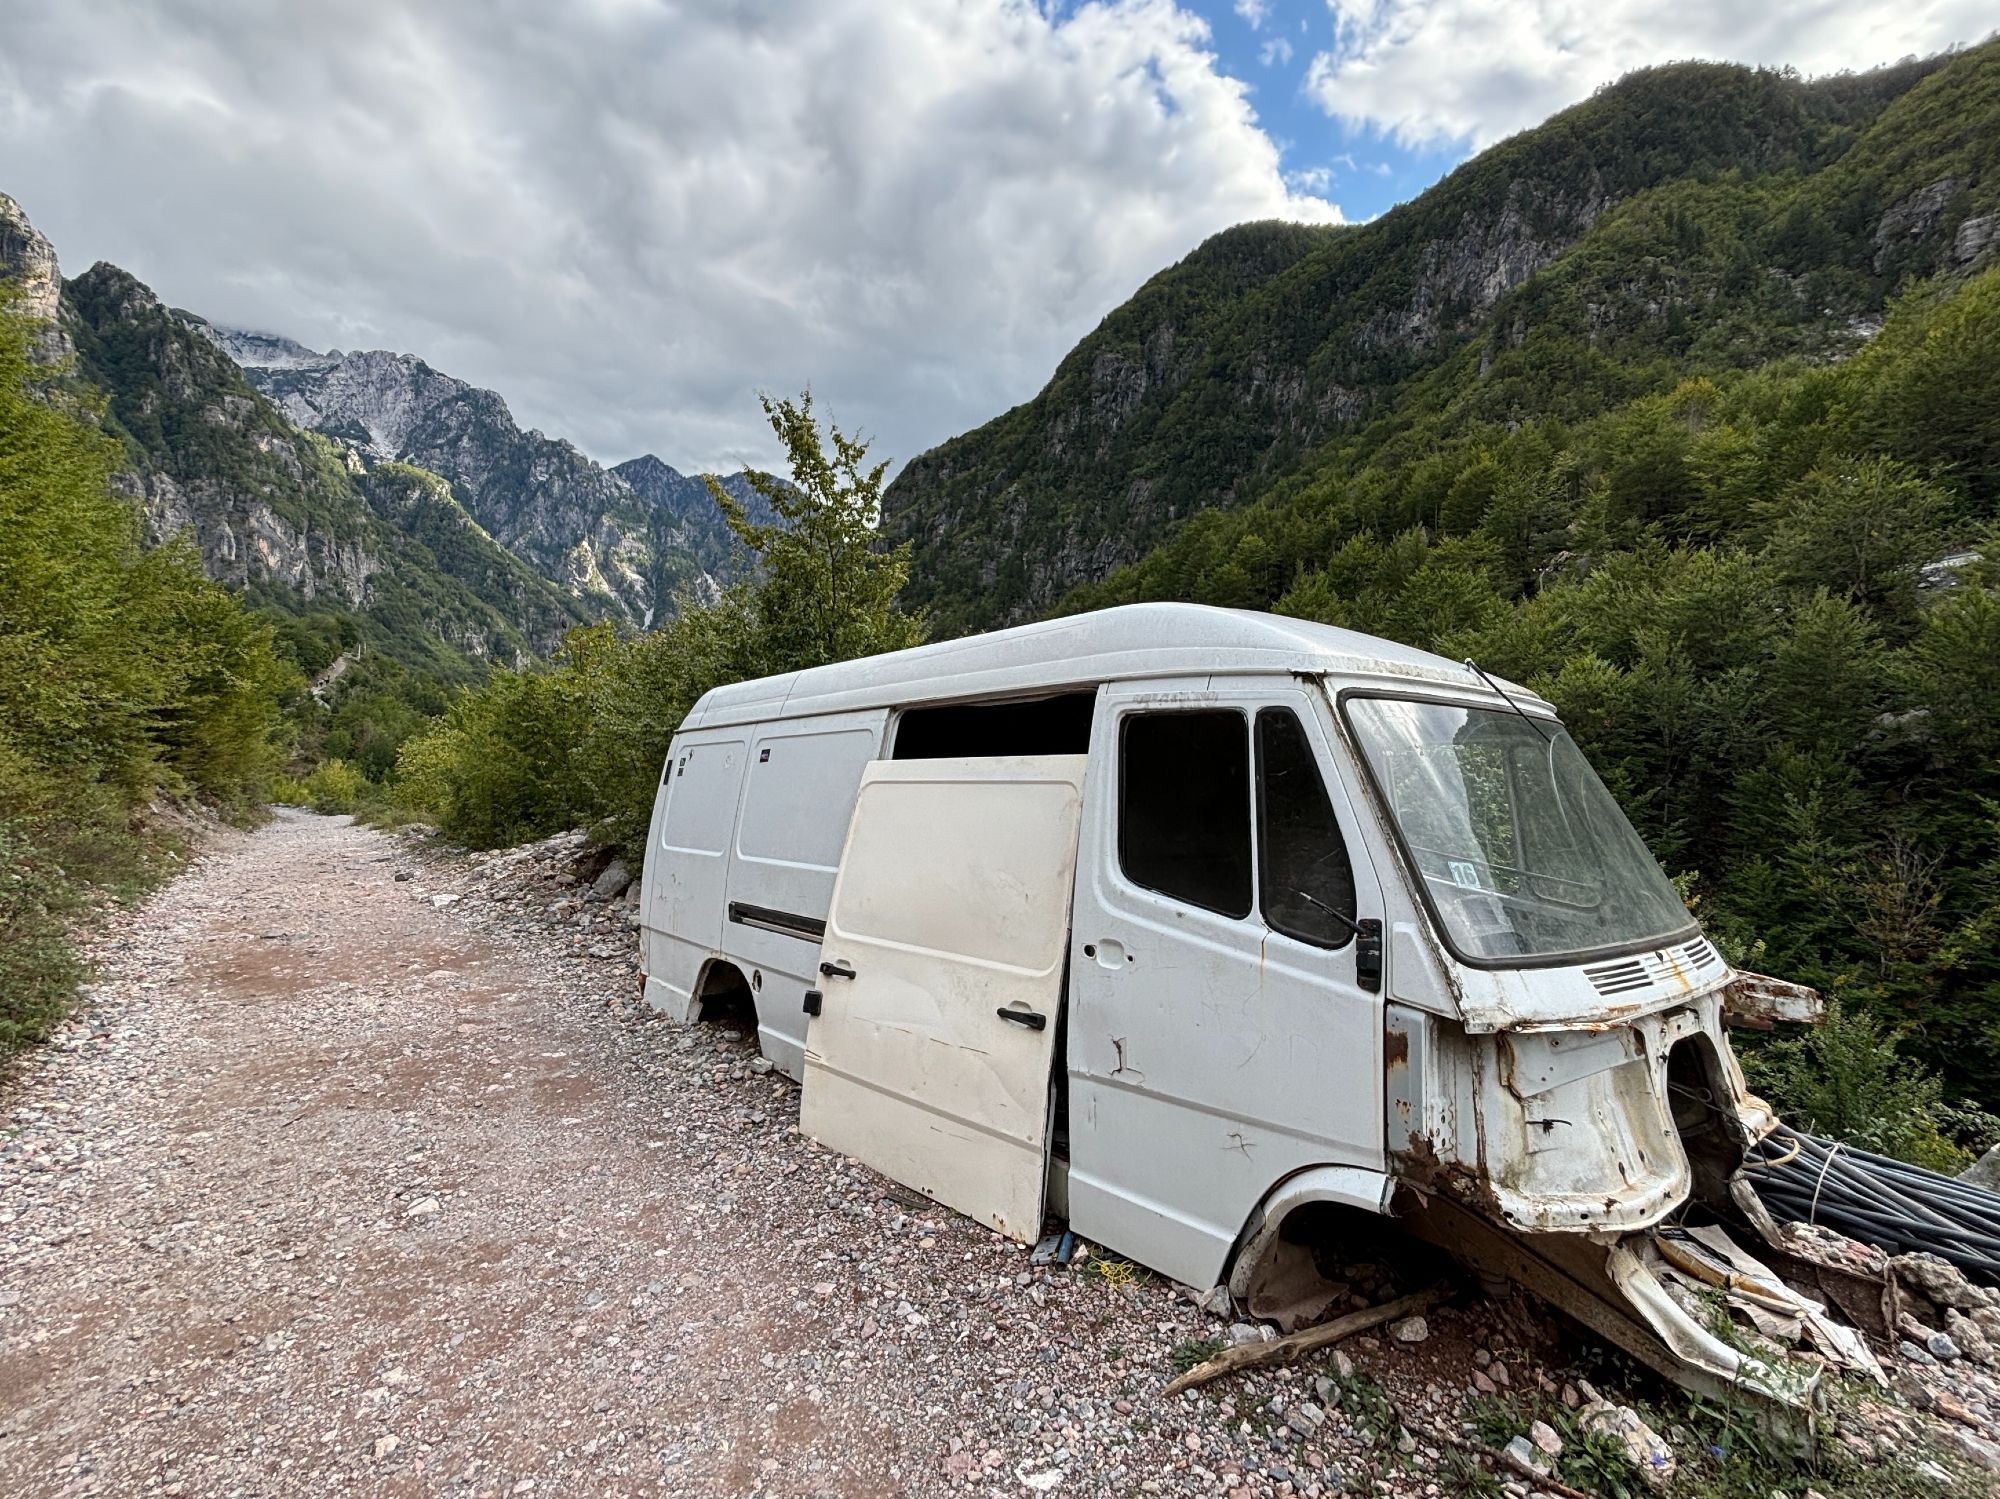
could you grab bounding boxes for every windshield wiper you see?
[1463,658,1553,744]
[1285,887,1363,937]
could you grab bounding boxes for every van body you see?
[637,603,1773,1306]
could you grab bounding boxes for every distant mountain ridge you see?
[882,46,1999,633]
[198,321,768,626]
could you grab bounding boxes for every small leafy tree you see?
[707,390,924,670]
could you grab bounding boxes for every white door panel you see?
[801,755,1087,1242]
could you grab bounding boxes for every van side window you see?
[893,691,1094,759]
[1119,711,1251,918]
[1256,709,1357,948]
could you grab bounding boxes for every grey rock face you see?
[217,333,766,627]
[1873,177,1971,271]
[1963,1141,2000,1190]
[0,191,72,362]
[1956,213,1999,267]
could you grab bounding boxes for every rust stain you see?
[1383,1029,1409,1068]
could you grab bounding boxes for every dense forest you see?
[1067,263,2000,1131]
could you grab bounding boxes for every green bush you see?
[1741,1002,1986,1171]
[301,759,367,815]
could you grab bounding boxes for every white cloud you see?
[1260,36,1296,65]
[1235,0,1274,27]
[1286,163,1334,192]
[0,0,1340,474]
[1306,0,1996,148]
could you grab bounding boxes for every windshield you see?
[1343,695,1695,964]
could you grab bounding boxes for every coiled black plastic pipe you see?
[1746,1125,2000,1284]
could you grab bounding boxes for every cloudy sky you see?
[1,1,1990,476]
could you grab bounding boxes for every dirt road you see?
[3,811,1458,1498]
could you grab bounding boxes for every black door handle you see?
[996,1007,1047,1031]
[819,960,855,980]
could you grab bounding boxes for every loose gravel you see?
[3,809,1996,1497]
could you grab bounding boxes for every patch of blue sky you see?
[1179,0,1472,221]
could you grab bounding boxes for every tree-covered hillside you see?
[883,45,1994,636]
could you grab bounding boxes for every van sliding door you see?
[799,755,1087,1242]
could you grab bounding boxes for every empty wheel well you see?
[692,959,756,1027]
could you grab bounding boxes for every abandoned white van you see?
[638,603,1810,1402]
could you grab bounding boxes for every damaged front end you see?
[1331,687,1869,1414]
[1385,969,1876,1415]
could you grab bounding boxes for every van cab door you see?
[1066,678,1387,1290]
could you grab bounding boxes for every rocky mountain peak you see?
[191,320,338,372]
[0,192,72,363]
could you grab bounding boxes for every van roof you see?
[681,602,1548,730]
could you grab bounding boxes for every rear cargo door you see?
[800,754,1087,1241]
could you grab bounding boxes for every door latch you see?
[1355,918,1383,994]
[803,988,823,1016]
[996,1007,1047,1031]
[819,960,856,980]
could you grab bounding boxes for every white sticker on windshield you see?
[1449,860,1482,890]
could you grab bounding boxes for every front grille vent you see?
[1680,937,1719,969]
[1583,958,1652,996]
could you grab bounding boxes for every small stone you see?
[1927,1331,1962,1361]
[1900,1339,1936,1364]
[1471,1371,1497,1395]
[1285,1403,1325,1436]
[1197,1285,1233,1320]
[429,893,460,909]
[404,1197,441,1219]
[373,1435,400,1460]
[1503,1435,1550,1478]
[1935,1389,1980,1427]
[748,1057,774,1074]
[1953,1430,2000,1474]
[1330,1350,1355,1379]
[1529,1421,1562,1458]
[1388,1316,1429,1345]
[1227,1322,1269,1347]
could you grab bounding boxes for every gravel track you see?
[4,810,1995,1498]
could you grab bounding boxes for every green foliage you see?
[1167,1337,1223,1374]
[1043,255,2000,1120]
[1742,1002,1974,1170]
[710,391,926,669]
[394,393,924,859]
[0,297,290,1057]
[299,759,367,815]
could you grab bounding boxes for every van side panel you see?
[642,734,750,1019]
[724,714,887,1076]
